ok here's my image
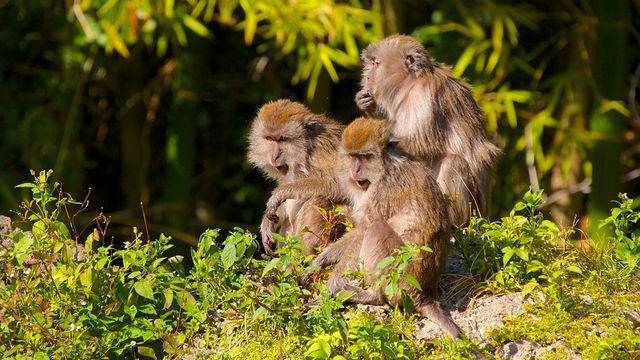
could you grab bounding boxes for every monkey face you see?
[248,100,315,181]
[360,35,433,99]
[345,153,381,191]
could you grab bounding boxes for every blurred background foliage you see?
[1,0,639,246]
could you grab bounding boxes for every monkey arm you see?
[265,177,345,223]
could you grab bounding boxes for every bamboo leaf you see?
[318,45,339,82]
[183,14,213,39]
[100,20,130,58]
[165,0,175,18]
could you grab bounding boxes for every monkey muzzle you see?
[355,179,370,191]
[275,164,289,174]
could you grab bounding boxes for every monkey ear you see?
[405,52,429,75]
[303,118,326,137]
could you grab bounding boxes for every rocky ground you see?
[413,254,582,359]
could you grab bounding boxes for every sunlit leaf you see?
[172,22,187,46]
[165,0,175,18]
[183,14,213,39]
[100,20,130,58]
[134,279,155,300]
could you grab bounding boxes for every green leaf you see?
[134,279,155,300]
[80,267,93,289]
[502,246,515,266]
[221,242,236,270]
[304,339,332,358]
[514,248,529,261]
[138,346,157,359]
[566,265,582,274]
[164,0,175,18]
[163,289,174,309]
[15,183,36,188]
[376,256,395,270]
[521,281,538,296]
[403,274,422,291]
[182,14,213,39]
[262,258,279,277]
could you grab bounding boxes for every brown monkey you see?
[304,117,461,339]
[355,35,500,226]
[247,99,346,256]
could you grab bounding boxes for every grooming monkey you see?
[248,99,347,256]
[355,35,501,226]
[303,117,461,339]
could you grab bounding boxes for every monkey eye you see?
[278,136,288,142]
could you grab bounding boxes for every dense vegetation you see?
[1,171,638,359]
[1,0,639,358]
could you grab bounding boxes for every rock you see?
[498,340,581,359]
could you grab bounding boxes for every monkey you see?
[355,34,501,227]
[302,117,461,339]
[247,99,347,256]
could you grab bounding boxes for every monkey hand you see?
[265,197,282,223]
[260,215,278,256]
[300,269,314,286]
[355,89,374,111]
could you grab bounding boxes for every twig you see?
[525,124,540,192]
[140,202,151,244]
[539,178,592,209]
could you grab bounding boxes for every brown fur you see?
[355,34,501,226]
[303,118,461,339]
[247,99,347,256]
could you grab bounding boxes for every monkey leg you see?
[324,221,404,305]
[292,197,334,256]
[433,154,480,227]
[301,228,364,285]
[414,296,461,339]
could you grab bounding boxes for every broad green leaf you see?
[304,339,332,358]
[521,281,538,296]
[138,346,157,359]
[80,267,93,289]
[514,248,529,261]
[262,258,279,277]
[376,256,395,270]
[502,246,515,266]
[404,274,422,291]
[134,279,155,300]
[566,265,582,274]
[163,289,174,309]
[221,242,236,270]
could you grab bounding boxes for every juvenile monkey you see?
[248,99,346,256]
[304,117,461,339]
[355,35,501,226]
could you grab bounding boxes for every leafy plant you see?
[457,188,580,294]
[598,193,640,273]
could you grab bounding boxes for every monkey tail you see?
[415,297,461,339]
